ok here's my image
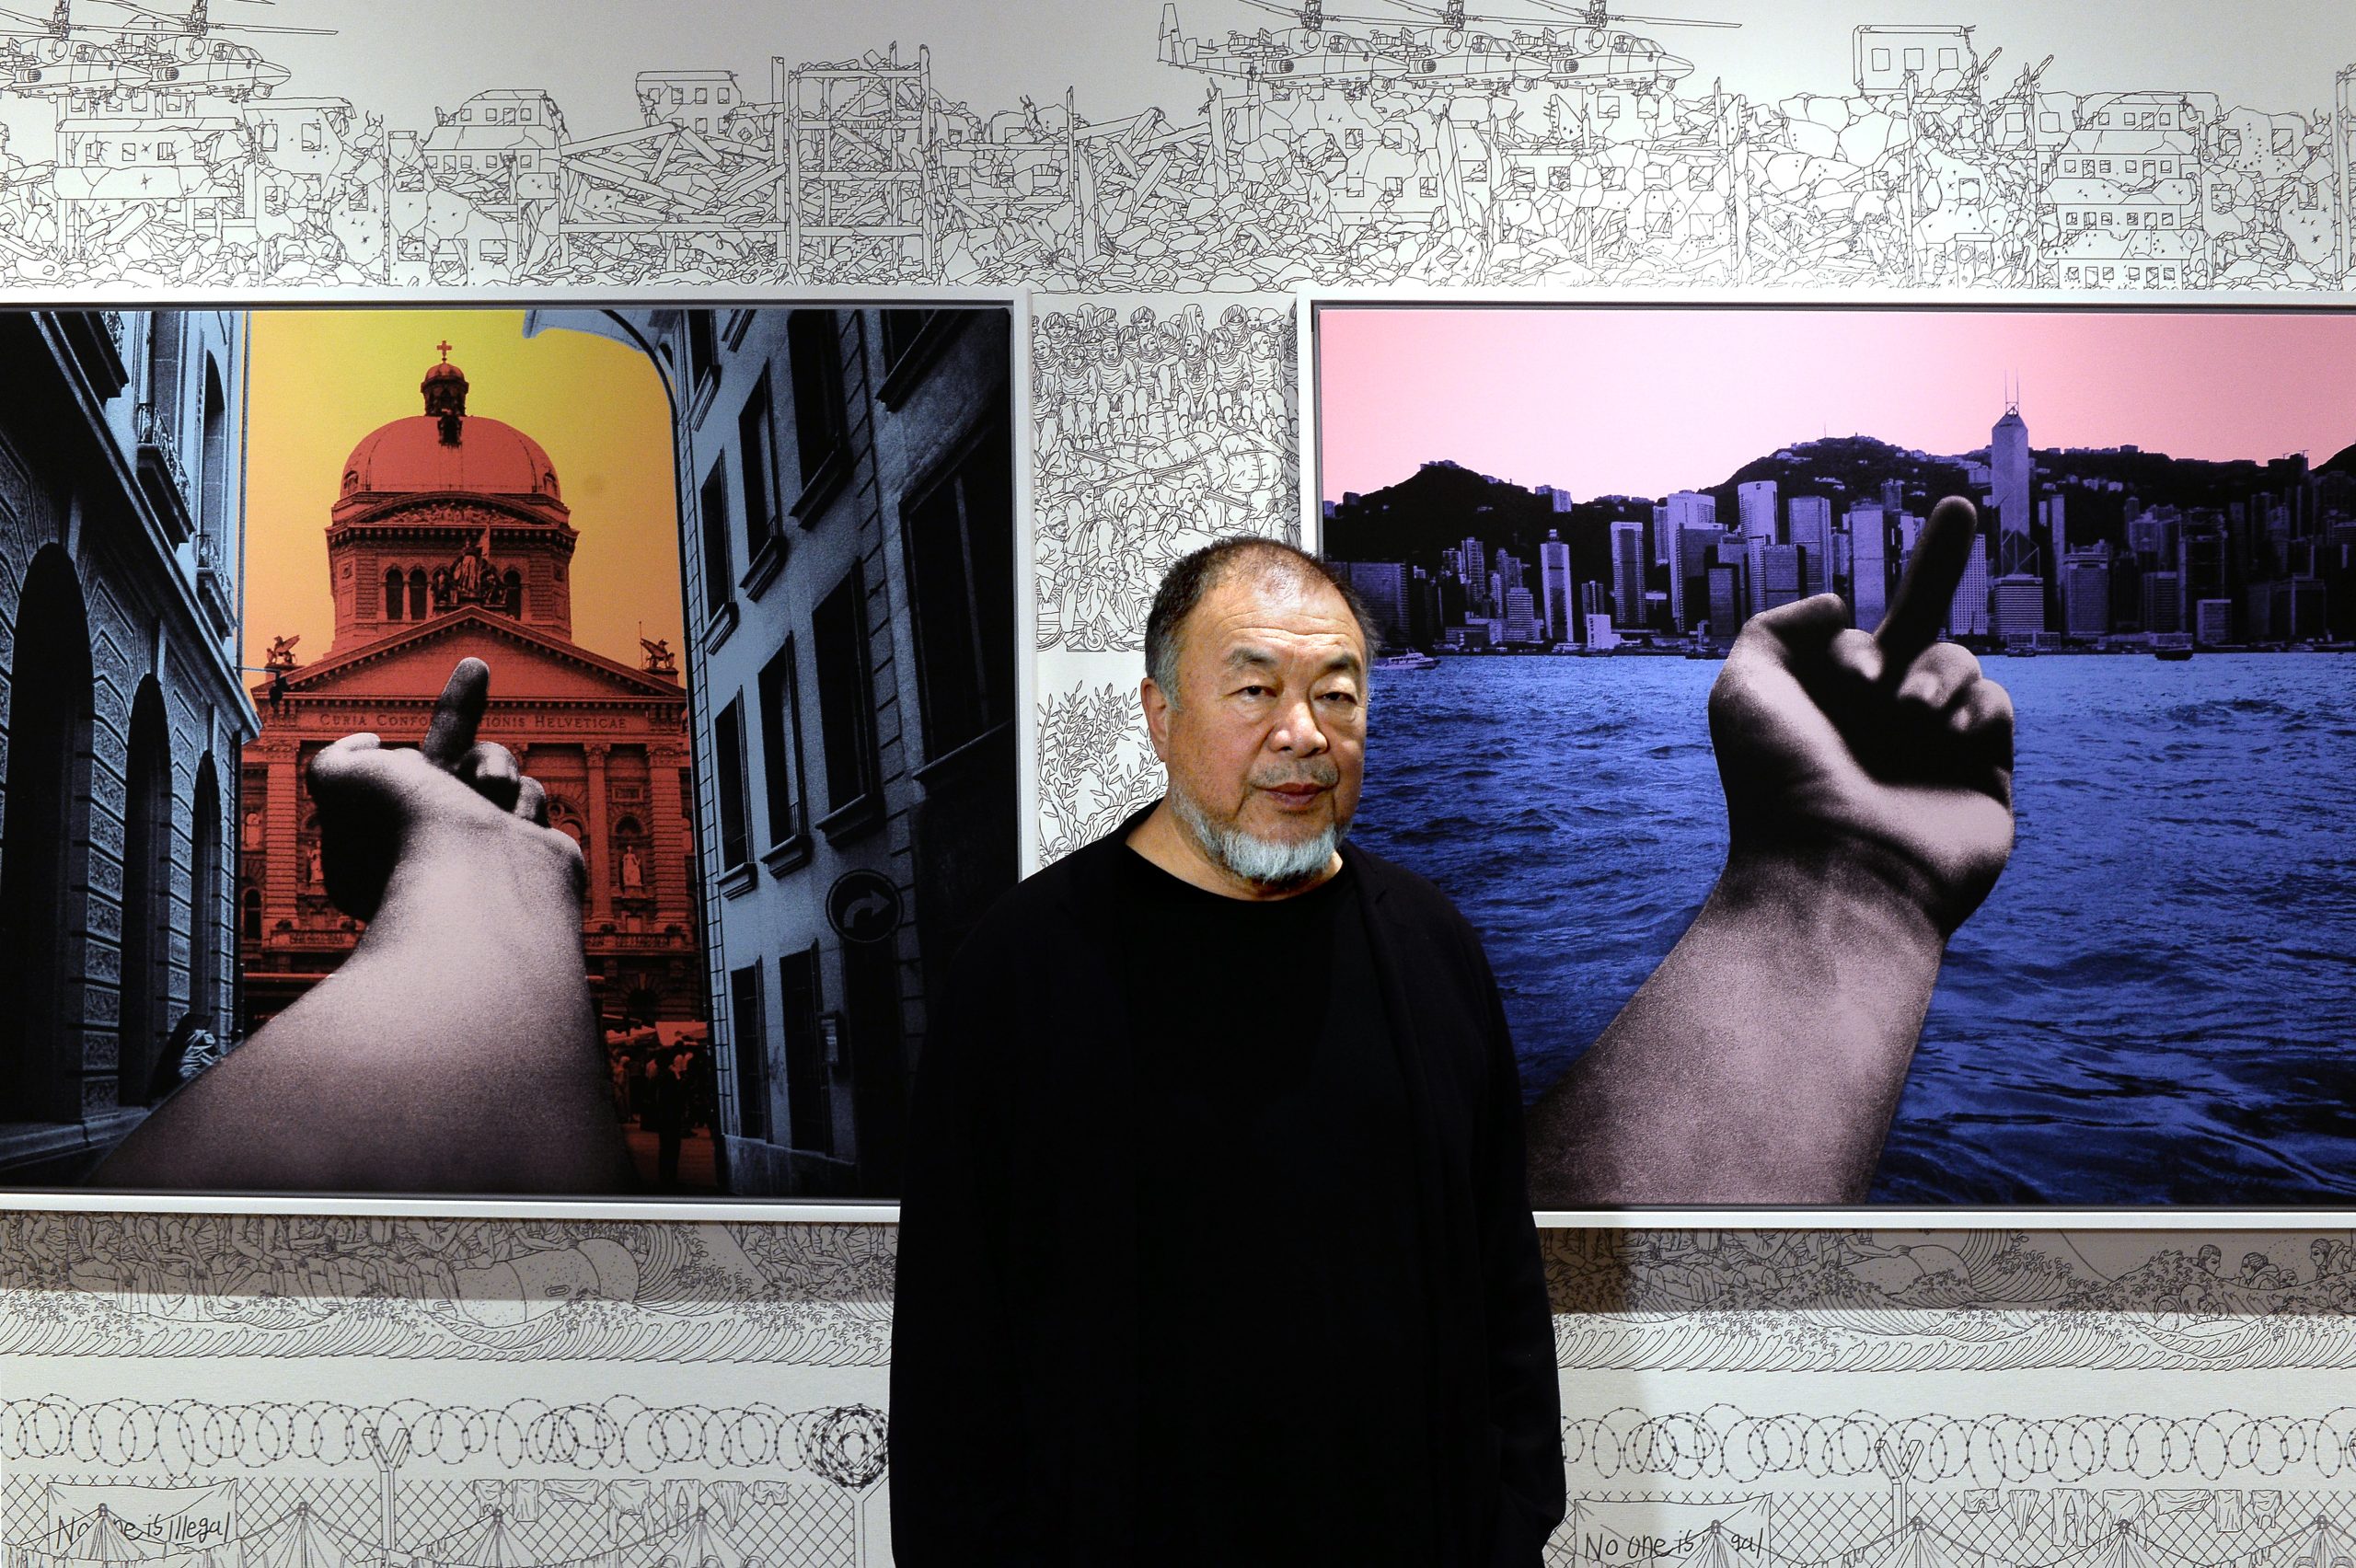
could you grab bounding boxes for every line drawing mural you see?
[12,1216,2356,1374]
[5,4,2355,1566]
[17,1222,2356,1566]
[1031,299,1297,654]
[0,4,2341,292]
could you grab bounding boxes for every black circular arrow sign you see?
[826,869,903,943]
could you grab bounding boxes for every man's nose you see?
[1269,697,1328,755]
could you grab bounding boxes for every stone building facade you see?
[0,309,253,1182]
[237,351,702,1033]
[583,306,1019,1198]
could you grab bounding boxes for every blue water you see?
[1348,653,2356,1205]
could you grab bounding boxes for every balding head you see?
[1144,536,1378,708]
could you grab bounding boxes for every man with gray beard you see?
[894,512,2014,1566]
[894,536,1561,1568]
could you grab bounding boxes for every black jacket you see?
[891,807,1565,1565]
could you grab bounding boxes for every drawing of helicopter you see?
[0,0,329,102]
[1162,0,1732,94]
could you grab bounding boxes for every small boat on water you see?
[2154,633,2195,662]
[1373,651,1439,671]
[2154,646,2194,662]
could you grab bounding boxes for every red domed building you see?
[238,348,701,1032]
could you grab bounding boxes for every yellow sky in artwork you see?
[242,307,682,680]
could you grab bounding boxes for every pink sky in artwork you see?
[1315,306,2356,504]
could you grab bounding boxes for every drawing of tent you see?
[666,1513,740,1568]
[240,1508,350,1568]
[2286,1514,2356,1568]
[1680,1521,1753,1568]
[1863,1521,1979,1568]
[2084,1526,2161,1568]
[418,1513,530,1568]
[54,1508,144,1564]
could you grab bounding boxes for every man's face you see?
[1145,567,1368,888]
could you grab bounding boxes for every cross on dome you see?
[436,340,453,363]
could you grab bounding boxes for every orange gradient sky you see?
[243,308,681,678]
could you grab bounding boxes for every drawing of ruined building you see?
[0,2,2345,291]
[390,87,563,283]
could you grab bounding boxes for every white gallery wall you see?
[6,3,2356,1564]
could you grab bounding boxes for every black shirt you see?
[1112,847,1438,1566]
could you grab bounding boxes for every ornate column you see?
[262,742,301,938]
[584,742,612,923]
[648,745,685,922]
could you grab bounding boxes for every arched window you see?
[199,355,228,545]
[503,568,524,617]
[0,547,96,1124]
[410,567,430,619]
[384,566,405,620]
[241,886,262,943]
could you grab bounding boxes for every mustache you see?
[1252,763,1339,790]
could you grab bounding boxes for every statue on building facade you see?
[432,526,508,612]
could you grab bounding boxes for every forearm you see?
[96,839,627,1193]
[1526,848,1945,1205]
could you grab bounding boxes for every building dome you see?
[342,414,562,502]
[338,350,563,504]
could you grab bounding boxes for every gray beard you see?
[1169,786,1346,894]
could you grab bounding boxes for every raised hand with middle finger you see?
[1706,495,2015,937]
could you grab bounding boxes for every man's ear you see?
[1139,675,1172,763]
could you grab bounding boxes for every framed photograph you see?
[0,294,1027,1214]
[1304,290,2356,1215]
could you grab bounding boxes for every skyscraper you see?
[1609,520,1646,627]
[1336,559,1410,649]
[1670,525,1718,631]
[1948,535,1991,638]
[1663,490,1717,563]
[1461,535,1487,616]
[1707,561,1745,640]
[1992,398,2035,576]
[2062,545,2111,638]
[1540,529,1573,642]
[1747,539,1803,617]
[1504,586,1540,643]
[2177,523,2229,634]
[1786,495,1832,598]
[1847,504,1891,628]
[2040,492,2069,559]
[1992,574,2045,643]
[1738,479,1778,542]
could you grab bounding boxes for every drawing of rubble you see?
[0,1,381,285]
[1033,300,1297,653]
[0,1,2344,292]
